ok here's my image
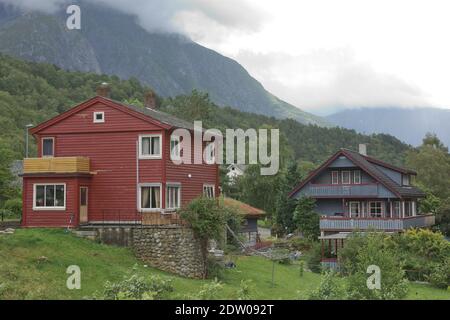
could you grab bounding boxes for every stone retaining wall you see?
[132,226,205,279]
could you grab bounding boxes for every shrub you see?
[308,271,346,300]
[98,274,173,300]
[180,197,238,277]
[293,197,319,241]
[191,279,224,300]
[343,233,408,300]
[306,242,322,273]
[4,198,21,218]
[426,259,450,289]
[236,280,254,300]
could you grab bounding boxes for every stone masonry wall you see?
[132,226,205,279]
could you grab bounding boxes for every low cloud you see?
[0,0,268,40]
[234,48,431,115]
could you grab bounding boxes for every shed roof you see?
[223,197,266,218]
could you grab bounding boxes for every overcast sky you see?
[5,0,450,115]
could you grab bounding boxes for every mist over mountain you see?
[0,1,328,126]
[327,107,450,147]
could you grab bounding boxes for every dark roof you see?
[341,149,425,197]
[30,95,202,135]
[105,97,197,131]
[289,148,425,199]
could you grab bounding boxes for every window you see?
[205,142,215,164]
[353,170,361,184]
[341,171,351,184]
[369,201,382,217]
[139,185,161,211]
[203,184,215,198]
[166,184,181,210]
[331,171,339,184]
[349,201,361,218]
[402,174,410,186]
[393,201,401,218]
[42,137,54,157]
[33,184,65,210]
[93,112,105,123]
[170,135,180,160]
[139,135,162,159]
[405,201,413,217]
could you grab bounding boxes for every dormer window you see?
[93,112,105,123]
[402,174,410,186]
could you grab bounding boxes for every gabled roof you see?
[288,148,425,199]
[30,96,196,135]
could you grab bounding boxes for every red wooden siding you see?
[23,99,219,226]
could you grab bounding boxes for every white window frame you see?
[139,134,162,159]
[349,201,361,218]
[33,183,66,211]
[331,171,339,184]
[205,142,215,164]
[138,183,162,212]
[341,171,351,185]
[353,170,361,184]
[93,111,105,123]
[203,184,215,198]
[42,137,55,158]
[369,201,383,217]
[170,135,181,160]
[166,183,181,211]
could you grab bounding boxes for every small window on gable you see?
[354,170,361,184]
[93,112,105,123]
[42,137,54,157]
[331,171,339,184]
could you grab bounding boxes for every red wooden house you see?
[21,89,219,228]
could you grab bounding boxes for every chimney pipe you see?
[359,143,367,156]
[144,90,157,109]
[96,82,110,98]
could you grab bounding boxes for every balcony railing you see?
[23,157,90,174]
[320,214,435,231]
[307,183,379,197]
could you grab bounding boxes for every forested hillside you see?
[0,2,327,126]
[0,54,413,165]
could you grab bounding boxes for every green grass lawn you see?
[0,229,448,300]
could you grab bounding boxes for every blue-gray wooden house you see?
[289,145,435,268]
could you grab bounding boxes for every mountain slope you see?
[327,107,450,147]
[0,2,328,126]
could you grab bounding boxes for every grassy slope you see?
[0,229,448,300]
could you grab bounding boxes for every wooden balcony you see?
[23,157,90,174]
[306,183,379,197]
[320,214,435,232]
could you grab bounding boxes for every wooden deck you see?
[23,157,90,174]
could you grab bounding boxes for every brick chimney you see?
[359,143,367,156]
[96,82,110,98]
[144,90,156,109]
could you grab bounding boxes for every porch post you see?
[321,239,324,260]
[402,201,405,218]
